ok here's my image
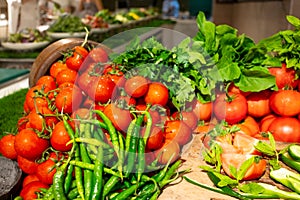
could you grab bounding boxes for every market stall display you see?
[2,11,300,200]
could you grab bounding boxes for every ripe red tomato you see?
[65,46,89,71]
[268,117,300,143]
[124,76,149,98]
[143,126,164,150]
[155,140,180,165]
[25,85,50,111]
[0,134,18,160]
[144,82,169,107]
[20,181,49,200]
[213,92,248,124]
[171,111,198,130]
[55,85,83,114]
[164,120,192,146]
[87,75,116,104]
[103,64,126,87]
[247,90,271,118]
[268,63,298,89]
[103,103,132,132]
[221,153,267,181]
[36,75,57,90]
[36,158,57,185]
[50,61,67,78]
[77,70,97,92]
[87,46,109,63]
[55,68,78,86]
[22,174,40,187]
[269,90,300,117]
[14,129,49,161]
[188,99,212,122]
[17,155,39,174]
[50,121,73,152]
[27,107,58,132]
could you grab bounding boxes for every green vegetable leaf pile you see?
[48,14,90,33]
[111,12,300,108]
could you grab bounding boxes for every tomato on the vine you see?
[155,140,180,165]
[87,75,116,104]
[20,181,49,200]
[36,157,57,185]
[55,85,83,114]
[36,75,56,90]
[171,111,198,131]
[14,129,49,161]
[143,126,164,151]
[22,174,40,188]
[65,46,89,71]
[87,46,109,63]
[55,68,78,86]
[49,61,67,78]
[27,107,58,132]
[213,92,248,125]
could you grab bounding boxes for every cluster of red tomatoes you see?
[0,44,207,199]
[201,62,300,181]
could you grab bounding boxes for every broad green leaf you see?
[237,156,255,181]
[217,59,241,81]
[287,15,300,29]
[235,67,276,92]
[216,24,237,36]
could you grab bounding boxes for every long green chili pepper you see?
[63,162,74,194]
[102,175,121,199]
[137,111,152,183]
[41,185,54,200]
[125,118,137,152]
[125,114,144,176]
[67,187,79,199]
[74,126,85,200]
[111,182,147,200]
[70,160,122,177]
[93,110,122,177]
[79,126,93,200]
[52,169,67,200]
[90,146,104,200]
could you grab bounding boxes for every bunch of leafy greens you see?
[112,12,300,109]
[48,14,90,33]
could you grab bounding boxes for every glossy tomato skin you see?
[259,114,277,133]
[36,158,57,185]
[237,116,260,137]
[171,111,198,131]
[17,155,39,174]
[268,63,298,89]
[55,85,83,114]
[87,75,116,104]
[66,46,89,71]
[221,153,267,181]
[49,61,67,78]
[27,107,58,133]
[20,181,49,200]
[0,134,18,160]
[25,85,49,112]
[144,82,169,107]
[50,121,73,152]
[22,174,40,187]
[143,126,164,151]
[103,64,126,87]
[77,69,97,92]
[87,47,109,63]
[155,140,180,165]
[188,99,213,122]
[164,120,192,146]
[14,129,49,161]
[55,68,78,86]
[36,75,57,90]
[103,103,132,132]
[247,90,271,118]
[213,92,248,125]
[268,117,300,143]
[124,76,149,98]
[269,90,300,117]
